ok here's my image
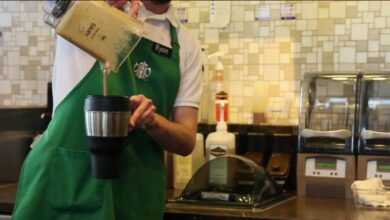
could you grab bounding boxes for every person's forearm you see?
[145,113,196,156]
[128,95,198,156]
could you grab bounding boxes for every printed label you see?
[209,144,228,185]
[79,20,106,41]
[201,192,229,201]
[209,157,228,185]
[209,144,227,160]
[152,43,172,58]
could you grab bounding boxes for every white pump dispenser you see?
[208,52,225,91]
[208,52,224,72]
[205,104,235,160]
[205,105,235,184]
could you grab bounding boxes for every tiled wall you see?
[0,1,55,107]
[2,1,390,125]
[174,1,390,125]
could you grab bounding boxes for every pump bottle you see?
[205,105,235,185]
[205,104,235,160]
[208,52,229,123]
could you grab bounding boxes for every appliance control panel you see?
[366,160,390,180]
[305,157,346,178]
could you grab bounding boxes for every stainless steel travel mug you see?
[84,95,131,179]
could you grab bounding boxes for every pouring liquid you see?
[101,62,110,96]
[103,68,109,96]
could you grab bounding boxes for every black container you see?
[84,95,131,179]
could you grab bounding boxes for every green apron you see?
[12,26,181,220]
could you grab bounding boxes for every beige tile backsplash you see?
[0,1,54,107]
[1,1,390,125]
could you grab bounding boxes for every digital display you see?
[315,158,337,170]
[377,160,390,172]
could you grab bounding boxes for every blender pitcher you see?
[42,0,143,72]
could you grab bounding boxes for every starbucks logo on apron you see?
[134,61,152,80]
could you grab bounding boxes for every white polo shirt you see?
[51,3,202,112]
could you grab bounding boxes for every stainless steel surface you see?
[85,111,130,137]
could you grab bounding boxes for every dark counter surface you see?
[164,189,390,220]
[2,184,390,219]
[0,183,16,215]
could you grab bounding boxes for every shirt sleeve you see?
[52,36,95,111]
[174,27,202,108]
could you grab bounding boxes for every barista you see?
[12,0,202,219]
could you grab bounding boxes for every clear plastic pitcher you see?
[43,0,143,72]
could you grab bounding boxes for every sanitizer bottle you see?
[205,105,235,185]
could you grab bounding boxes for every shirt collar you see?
[138,3,179,28]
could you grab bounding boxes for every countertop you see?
[0,184,16,215]
[165,193,390,220]
[2,184,390,219]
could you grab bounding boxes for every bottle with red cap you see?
[209,52,229,123]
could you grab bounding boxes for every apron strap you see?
[170,24,180,54]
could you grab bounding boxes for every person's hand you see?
[129,94,156,131]
[106,0,140,18]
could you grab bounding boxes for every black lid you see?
[52,0,71,18]
[84,95,131,112]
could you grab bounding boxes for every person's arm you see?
[128,35,202,156]
[123,1,201,156]
[129,95,198,156]
[147,107,198,156]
